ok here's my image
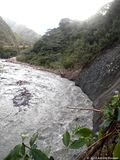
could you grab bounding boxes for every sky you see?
[0,0,113,35]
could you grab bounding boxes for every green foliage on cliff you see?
[17,0,120,69]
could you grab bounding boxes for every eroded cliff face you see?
[75,44,120,130]
[76,45,120,105]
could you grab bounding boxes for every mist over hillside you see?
[5,18,41,45]
[0,17,17,46]
[0,16,18,58]
[17,0,120,70]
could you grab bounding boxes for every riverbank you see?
[7,57,82,80]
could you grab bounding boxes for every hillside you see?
[5,19,41,45]
[0,16,18,58]
[17,0,120,70]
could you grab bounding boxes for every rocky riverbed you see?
[0,59,93,160]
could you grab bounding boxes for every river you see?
[0,59,93,160]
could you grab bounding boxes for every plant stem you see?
[75,130,116,160]
[22,143,31,150]
[67,107,102,112]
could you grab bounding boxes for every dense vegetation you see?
[17,0,120,69]
[0,17,40,59]
[0,17,18,58]
[0,47,17,59]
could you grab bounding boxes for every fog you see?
[0,0,113,34]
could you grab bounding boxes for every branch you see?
[22,143,31,150]
[67,107,102,113]
[75,129,116,160]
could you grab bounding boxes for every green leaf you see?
[100,119,111,129]
[116,135,120,143]
[29,132,39,147]
[24,154,29,160]
[97,130,102,140]
[117,108,120,121]
[4,144,23,160]
[74,128,93,137]
[69,138,85,149]
[62,131,70,147]
[21,144,25,155]
[113,143,120,159]
[111,95,119,106]
[49,156,54,160]
[31,149,49,160]
[31,144,37,149]
[103,107,113,118]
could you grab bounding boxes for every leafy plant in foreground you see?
[62,93,120,159]
[62,128,94,149]
[4,132,54,160]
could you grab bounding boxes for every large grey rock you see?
[76,45,120,105]
[75,44,120,131]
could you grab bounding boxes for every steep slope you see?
[0,16,18,58]
[75,44,120,132]
[76,45,120,106]
[0,17,17,47]
[75,0,120,105]
[75,0,120,131]
[5,19,40,45]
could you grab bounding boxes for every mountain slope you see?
[76,45,120,104]
[0,17,17,47]
[17,0,120,69]
[0,16,18,58]
[5,19,41,45]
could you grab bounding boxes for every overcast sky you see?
[0,0,113,35]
